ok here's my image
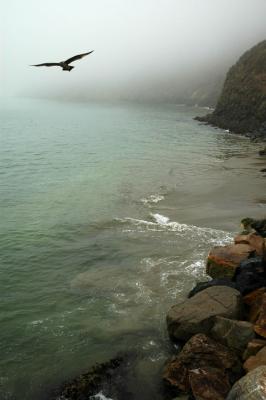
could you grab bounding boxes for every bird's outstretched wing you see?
[65,51,94,65]
[31,63,61,67]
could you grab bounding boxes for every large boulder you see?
[188,278,237,298]
[167,286,243,341]
[233,256,266,295]
[234,233,265,256]
[243,338,266,361]
[226,366,266,399]
[206,244,255,279]
[211,316,255,355]
[254,293,266,338]
[163,333,242,399]
[244,346,266,372]
[244,287,266,323]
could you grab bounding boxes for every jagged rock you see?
[188,279,237,298]
[211,316,255,354]
[233,256,266,295]
[243,339,266,361]
[240,218,266,238]
[163,333,242,399]
[254,293,266,338]
[226,366,266,399]
[244,346,266,372]
[234,233,265,256]
[244,287,266,323]
[51,356,133,400]
[196,41,266,136]
[206,244,255,279]
[167,286,243,341]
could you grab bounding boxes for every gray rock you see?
[167,286,243,341]
[226,366,266,399]
[211,316,255,354]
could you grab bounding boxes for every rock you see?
[226,366,266,399]
[206,244,255,279]
[233,256,266,295]
[243,339,266,361]
[259,147,266,156]
[244,287,266,323]
[241,218,266,238]
[234,233,265,256]
[51,356,134,400]
[211,316,255,354]
[163,333,242,399]
[196,41,266,136]
[167,286,243,341]
[188,279,237,298]
[244,346,266,372]
[254,293,266,338]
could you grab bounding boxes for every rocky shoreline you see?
[163,217,266,399]
[50,218,266,400]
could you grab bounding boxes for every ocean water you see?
[0,98,265,400]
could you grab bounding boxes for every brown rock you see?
[211,316,255,354]
[244,346,266,372]
[167,286,243,341]
[206,244,255,279]
[234,233,265,256]
[243,339,266,360]
[226,366,266,399]
[163,333,241,398]
[244,287,266,323]
[254,293,266,338]
[189,369,230,400]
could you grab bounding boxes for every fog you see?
[2,0,266,102]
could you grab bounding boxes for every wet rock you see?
[241,218,266,238]
[211,316,255,355]
[233,256,266,295]
[244,287,266,323]
[244,346,266,372]
[163,333,242,399]
[254,293,266,338]
[243,339,266,361]
[226,366,266,399]
[167,286,243,342]
[51,356,133,400]
[234,233,265,256]
[188,279,237,298]
[206,244,255,279]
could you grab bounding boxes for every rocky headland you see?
[195,40,266,142]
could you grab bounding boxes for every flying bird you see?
[31,51,94,71]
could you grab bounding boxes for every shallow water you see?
[0,98,265,399]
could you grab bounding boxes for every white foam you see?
[141,194,164,205]
[117,213,233,246]
[90,392,113,400]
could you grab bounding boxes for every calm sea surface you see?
[0,98,265,399]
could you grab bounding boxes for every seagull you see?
[31,51,94,71]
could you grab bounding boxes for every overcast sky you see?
[2,0,266,100]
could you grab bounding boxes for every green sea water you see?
[0,98,265,399]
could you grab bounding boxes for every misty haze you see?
[1,1,266,399]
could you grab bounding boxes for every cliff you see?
[196,40,266,137]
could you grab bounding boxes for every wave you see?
[117,213,233,245]
[140,194,165,205]
[90,392,113,400]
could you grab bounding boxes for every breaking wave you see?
[116,213,233,246]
